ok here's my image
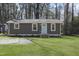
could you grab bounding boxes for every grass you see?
[0,36,79,56]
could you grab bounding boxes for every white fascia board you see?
[7,19,63,23]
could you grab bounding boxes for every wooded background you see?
[0,3,79,35]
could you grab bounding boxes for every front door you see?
[41,23,47,34]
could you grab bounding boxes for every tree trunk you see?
[28,4,32,19]
[55,3,58,19]
[64,3,69,35]
[35,3,39,19]
[46,4,49,19]
[71,3,74,34]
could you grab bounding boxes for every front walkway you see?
[0,38,32,44]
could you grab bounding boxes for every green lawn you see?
[0,36,79,56]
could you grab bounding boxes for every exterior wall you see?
[9,23,41,34]
[8,23,61,36]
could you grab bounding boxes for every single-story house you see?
[6,19,63,36]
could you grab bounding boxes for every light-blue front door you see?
[41,23,47,34]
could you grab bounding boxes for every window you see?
[32,23,38,31]
[51,23,56,31]
[14,23,19,29]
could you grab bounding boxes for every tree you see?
[35,3,40,19]
[45,3,50,19]
[58,4,63,20]
[71,3,74,34]
[55,3,58,19]
[64,3,69,35]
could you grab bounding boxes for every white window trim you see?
[60,23,61,34]
[8,23,10,34]
[32,23,38,31]
[14,23,20,29]
[51,23,56,31]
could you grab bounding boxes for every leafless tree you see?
[64,3,69,35]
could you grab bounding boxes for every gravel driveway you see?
[0,38,32,44]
